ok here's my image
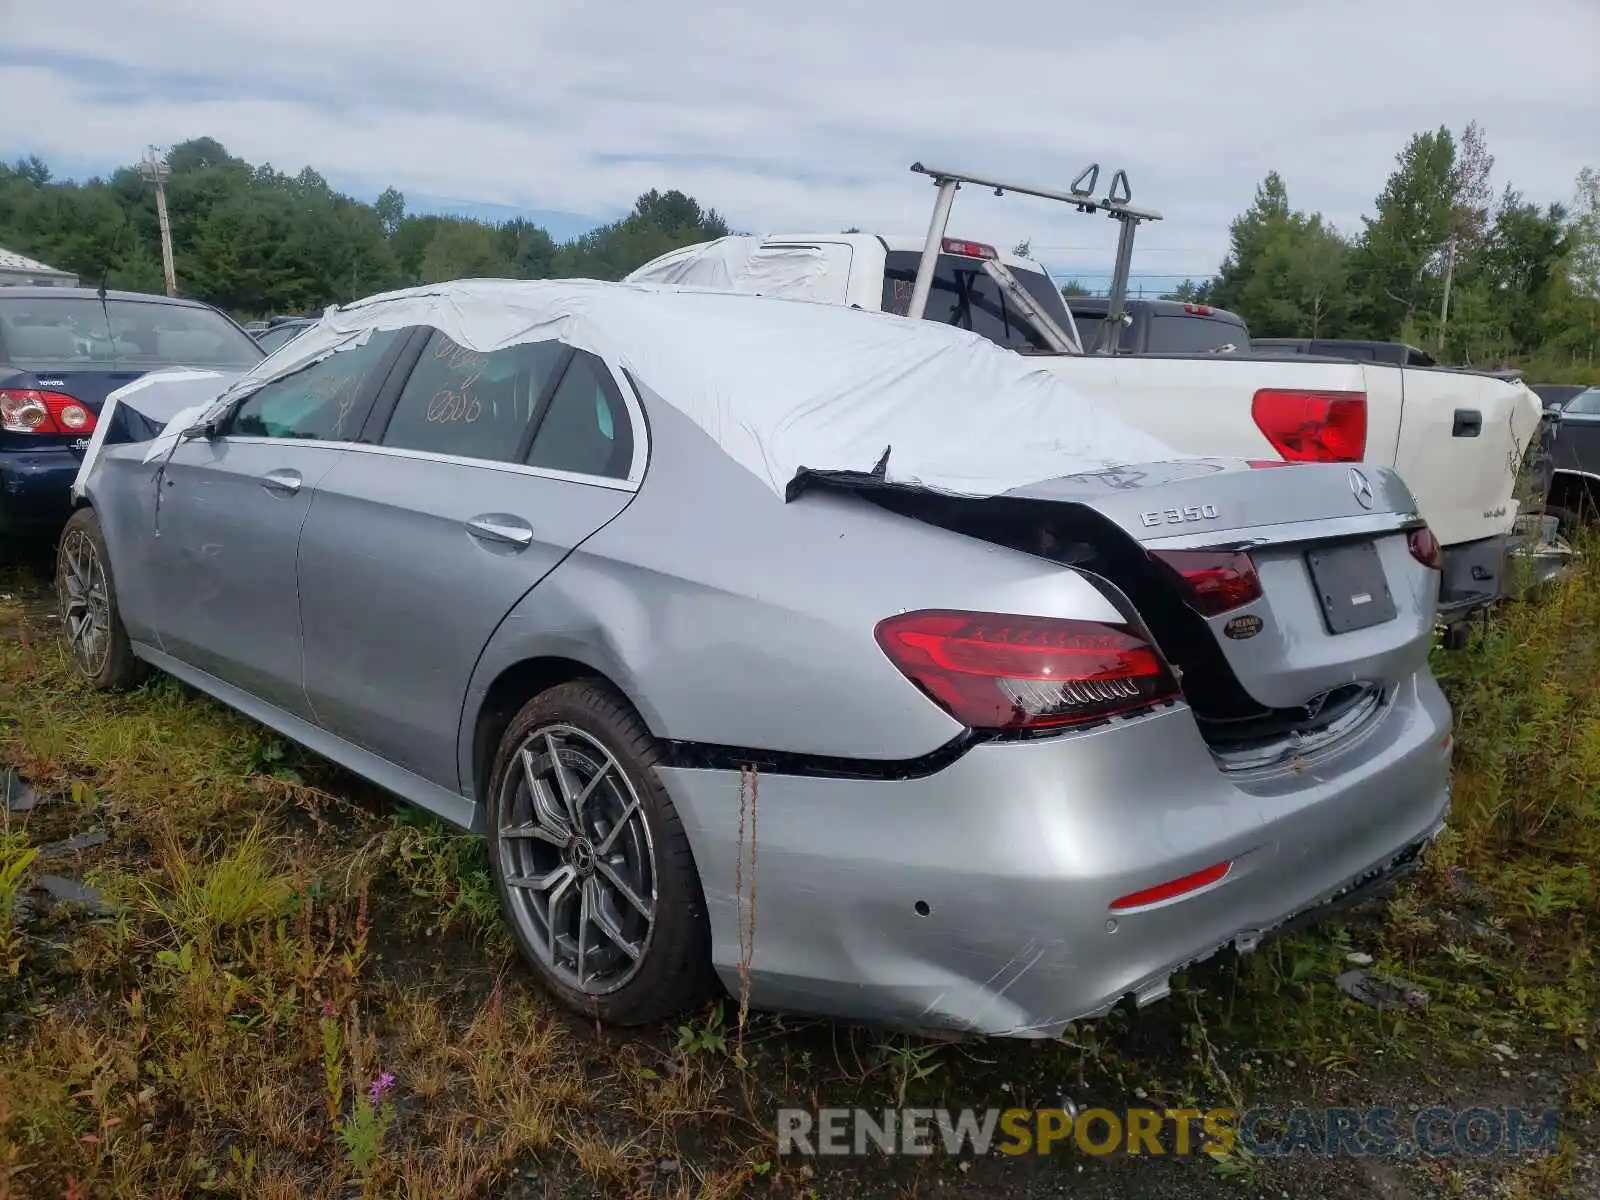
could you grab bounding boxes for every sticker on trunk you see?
[1224,614,1263,640]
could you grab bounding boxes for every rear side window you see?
[526,352,635,480]
[1146,315,1248,354]
[881,252,1069,353]
[1565,388,1600,416]
[0,295,262,369]
[381,331,568,463]
[230,329,402,440]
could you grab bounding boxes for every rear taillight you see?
[1150,550,1263,616]
[874,610,1178,731]
[0,389,97,436]
[1408,526,1441,571]
[1250,389,1366,463]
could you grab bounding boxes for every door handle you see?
[1452,409,1483,438]
[466,514,535,548]
[260,468,303,495]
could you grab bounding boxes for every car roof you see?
[0,286,219,309]
[759,232,1046,275]
[1068,296,1245,320]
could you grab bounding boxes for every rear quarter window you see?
[1146,314,1248,354]
[881,252,1069,353]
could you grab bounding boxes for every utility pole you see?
[1437,236,1455,354]
[140,146,177,297]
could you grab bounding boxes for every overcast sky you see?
[2,0,1596,290]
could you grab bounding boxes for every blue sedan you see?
[0,286,263,535]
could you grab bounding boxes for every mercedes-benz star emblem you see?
[1348,466,1374,509]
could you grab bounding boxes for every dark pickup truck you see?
[1251,338,1442,368]
[1545,385,1600,529]
[1064,297,1251,355]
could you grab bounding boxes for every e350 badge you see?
[1140,504,1220,527]
[1224,614,1263,640]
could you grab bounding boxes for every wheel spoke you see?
[586,879,642,961]
[503,863,574,893]
[576,882,593,987]
[595,797,640,856]
[541,870,578,969]
[499,820,568,847]
[521,749,572,842]
[596,860,653,920]
[572,754,616,822]
[544,731,584,827]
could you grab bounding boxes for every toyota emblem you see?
[1348,467,1374,509]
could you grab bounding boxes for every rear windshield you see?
[1145,314,1248,354]
[0,295,264,370]
[881,251,1074,354]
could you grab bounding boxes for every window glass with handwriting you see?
[231,329,401,440]
[526,352,634,480]
[383,332,567,463]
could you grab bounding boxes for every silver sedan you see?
[60,280,1453,1037]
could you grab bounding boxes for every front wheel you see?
[485,680,714,1025]
[55,508,147,691]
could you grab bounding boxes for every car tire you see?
[55,507,148,692]
[486,679,714,1026]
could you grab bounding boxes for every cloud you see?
[2,0,1596,286]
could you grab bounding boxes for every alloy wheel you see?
[59,529,112,678]
[496,724,658,995]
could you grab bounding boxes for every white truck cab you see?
[630,227,1547,625]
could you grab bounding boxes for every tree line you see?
[1164,123,1599,382]
[3,128,1596,382]
[0,137,728,320]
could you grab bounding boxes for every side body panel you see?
[81,445,166,645]
[1390,368,1541,545]
[297,447,632,788]
[457,391,1127,796]
[142,437,347,719]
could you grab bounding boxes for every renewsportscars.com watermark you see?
[776,1106,1561,1159]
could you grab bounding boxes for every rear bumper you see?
[657,670,1453,1038]
[0,446,80,535]
[1437,520,1574,624]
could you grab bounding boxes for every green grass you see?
[0,550,1596,1198]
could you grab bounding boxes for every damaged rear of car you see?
[68,280,1451,1039]
[645,447,1452,1037]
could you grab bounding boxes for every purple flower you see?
[321,997,336,1018]
[368,1072,396,1103]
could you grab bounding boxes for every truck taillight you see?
[0,389,97,436]
[874,610,1178,731]
[1408,526,1441,571]
[940,237,998,260]
[1149,550,1263,616]
[1182,303,1212,315]
[1250,389,1366,463]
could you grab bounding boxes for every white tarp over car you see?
[70,368,243,500]
[114,280,1184,502]
[623,235,841,300]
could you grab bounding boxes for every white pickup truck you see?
[627,229,1545,625]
